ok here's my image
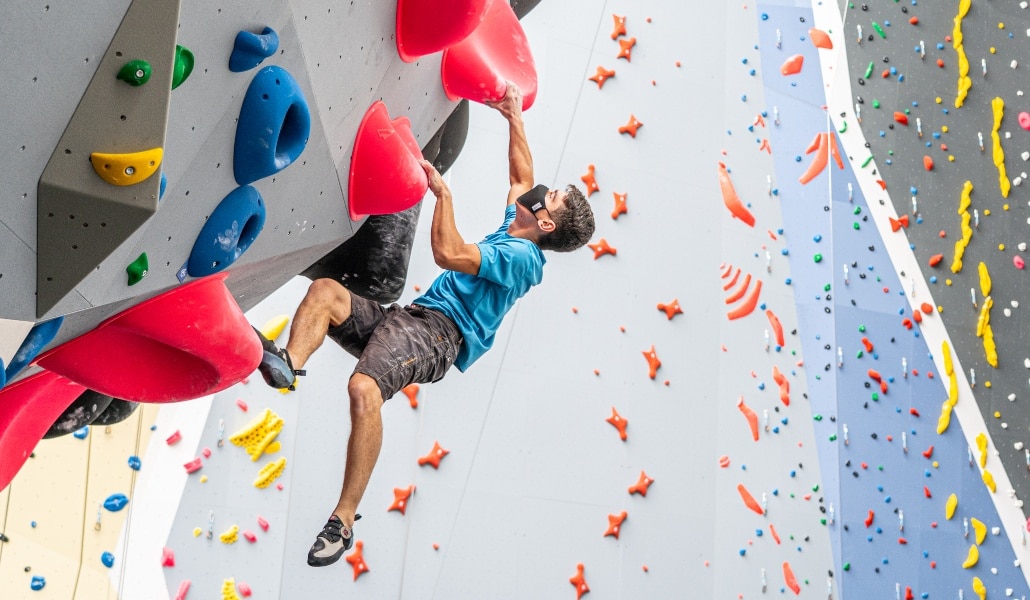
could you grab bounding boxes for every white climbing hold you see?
[1015,442,1024,450]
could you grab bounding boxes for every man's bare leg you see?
[332,373,384,528]
[283,278,353,370]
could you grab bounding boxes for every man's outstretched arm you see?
[420,160,481,276]
[487,83,533,205]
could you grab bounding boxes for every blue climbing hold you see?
[73,426,89,439]
[186,185,266,277]
[233,66,311,185]
[229,27,280,72]
[30,576,46,591]
[128,455,142,471]
[103,493,129,512]
[4,317,64,386]
[159,172,167,200]
[101,551,115,568]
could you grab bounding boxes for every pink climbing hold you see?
[347,101,428,221]
[237,582,252,597]
[1014,255,1025,270]
[440,0,537,109]
[395,0,491,62]
[174,580,191,600]
[161,547,176,567]
[257,516,270,531]
[166,430,182,445]
[779,54,804,76]
[1019,111,1030,131]
[243,530,257,543]
[183,458,203,474]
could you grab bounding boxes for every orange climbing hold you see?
[611,192,627,219]
[723,267,742,291]
[783,562,801,595]
[737,483,764,515]
[642,345,661,379]
[808,28,833,49]
[617,37,636,61]
[799,132,844,185]
[861,337,874,353]
[779,54,804,76]
[865,510,875,528]
[725,273,752,304]
[570,563,590,599]
[928,254,944,267]
[923,156,934,171]
[401,384,419,409]
[889,214,910,231]
[417,441,450,469]
[772,366,790,406]
[727,279,762,320]
[759,138,772,154]
[388,485,415,515]
[765,309,785,346]
[604,511,628,539]
[920,303,933,314]
[588,238,617,259]
[606,407,628,441]
[589,66,616,90]
[345,540,369,580]
[717,162,756,227]
[769,523,781,544]
[628,471,654,496]
[618,114,643,137]
[738,396,760,441]
[580,164,599,195]
[657,299,683,320]
[611,14,627,39]
[894,112,909,126]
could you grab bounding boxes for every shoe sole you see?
[258,350,295,389]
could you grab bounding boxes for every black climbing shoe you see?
[254,327,305,390]
[307,514,361,567]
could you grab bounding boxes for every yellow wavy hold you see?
[977,262,991,297]
[983,324,998,367]
[971,517,987,545]
[962,544,980,569]
[945,493,959,520]
[982,469,997,493]
[972,576,986,600]
[938,401,953,434]
[951,211,972,273]
[976,432,988,468]
[948,372,959,407]
[953,0,972,107]
[942,340,954,376]
[991,97,1010,198]
[222,578,242,600]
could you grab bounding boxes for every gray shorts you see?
[326,291,463,400]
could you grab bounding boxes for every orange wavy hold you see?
[610,14,627,39]
[725,273,752,304]
[401,383,419,409]
[346,540,370,581]
[783,562,801,595]
[589,66,616,89]
[772,365,790,406]
[606,406,628,441]
[628,471,654,496]
[727,279,762,320]
[766,309,785,346]
[717,162,756,227]
[723,267,741,291]
[737,396,760,441]
[581,164,599,195]
[737,483,764,515]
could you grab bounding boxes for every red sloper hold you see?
[628,471,654,496]
[783,561,801,595]
[772,366,790,406]
[894,112,909,125]
[581,164,600,195]
[345,540,370,581]
[395,0,491,62]
[737,483,764,515]
[780,54,804,75]
[766,309,785,346]
[440,0,537,109]
[717,162,756,227]
[347,101,428,221]
[589,66,616,89]
[606,407,628,441]
[570,563,590,599]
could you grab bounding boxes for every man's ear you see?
[537,218,556,233]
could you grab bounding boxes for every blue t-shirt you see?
[414,204,545,371]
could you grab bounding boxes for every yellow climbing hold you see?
[220,524,239,544]
[976,432,988,468]
[982,469,997,493]
[991,97,1010,198]
[962,544,980,569]
[259,315,290,342]
[264,441,281,455]
[948,372,959,407]
[255,457,287,489]
[971,517,987,545]
[89,147,163,186]
[975,297,992,337]
[942,341,954,376]
[945,493,958,520]
[952,0,972,107]
[957,180,973,214]
[222,578,243,600]
[978,262,991,297]
[983,325,998,368]
[230,408,284,461]
[193,527,203,537]
[938,401,954,434]
[972,576,986,600]
[951,182,974,273]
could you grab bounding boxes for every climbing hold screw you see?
[117,60,152,86]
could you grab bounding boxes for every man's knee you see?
[348,374,383,417]
[307,278,351,326]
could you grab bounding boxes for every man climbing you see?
[255,83,595,567]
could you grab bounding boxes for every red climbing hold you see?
[347,101,428,221]
[779,54,804,76]
[606,407,628,441]
[345,540,370,581]
[717,162,756,227]
[588,238,617,260]
[618,114,643,137]
[604,511,628,539]
[909,407,920,417]
[628,471,654,496]
[912,310,923,324]
[440,0,537,109]
[924,486,932,498]
[894,112,909,126]
[865,509,875,528]
[611,14,627,40]
[417,441,450,469]
[808,28,833,49]
[402,384,419,409]
[162,547,176,567]
[581,164,600,195]
[617,37,636,61]
[611,192,627,219]
[570,563,590,599]
[589,66,616,89]
[657,299,683,320]
[909,16,919,25]
[642,345,661,379]
[389,484,415,515]
[861,337,874,353]
[395,0,490,62]
[920,303,934,314]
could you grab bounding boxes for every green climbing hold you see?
[853,222,861,230]
[823,283,831,292]
[821,518,827,525]
[872,99,881,109]
[172,45,194,90]
[861,155,874,168]
[814,414,823,421]
[838,120,847,133]
[829,433,837,441]
[843,562,851,571]
[872,21,886,38]
[812,484,820,492]
[814,253,823,263]
[117,60,152,86]
[871,392,879,401]
[864,61,874,79]
[853,206,862,215]
[126,252,148,285]
[856,350,864,358]
[858,325,866,332]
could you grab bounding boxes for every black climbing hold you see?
[91,399,140,426]
[44,389,114,439]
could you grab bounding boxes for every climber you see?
[254,82,595,567]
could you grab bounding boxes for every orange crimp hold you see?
[894,112,909,125]
[890,214,910,231]
[606,407,629,441]
[604,511,628,539]
[923,155,934,171]
[570,563,590,600]
[737,396,760,441]
[809,28,833,49]
[618,114,643,137]
[717,162,756,227]
[769,523,781,544]
[737,483,765,515]
[401,384,419,409]
[772,366,790,406]
[861,337,874,353]
[628,471,654,496]
[727,279,762,320]
[864,509,874,528]
[759,138,772,154]
[345,540,370,581]
[589,66,616,89]
[657,299,683,320]
[766,309,785,346]
[611,192,627,219]
[725,273,752,304]
[798,132,844,185]
[868,369,888,394]
[723,267,742,291]
[929,254,944,267]
[611,14,626,39]
[417,441,449,468]
[754,114,766,128]
[780,54,804,75]
[617,37,636,61]
[388,484,415,515]
[642,345,661,379]
[581,164,599,195]
[588,238,617,259]
[783,562,801,595]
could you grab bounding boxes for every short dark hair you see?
[538,185,594,252]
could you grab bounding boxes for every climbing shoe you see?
[254,327,305,390]
[307,514,361,567]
